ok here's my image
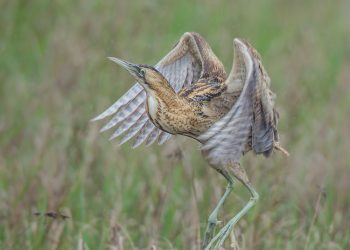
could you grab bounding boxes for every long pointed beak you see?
[108,57,143,78]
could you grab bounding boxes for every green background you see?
[1,0,349,249]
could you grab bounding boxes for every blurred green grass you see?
[1,0,350,249]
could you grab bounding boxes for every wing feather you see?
[199,39,257,166]
[92,84,143,121]
[100,92,145,132]
[145,128,161,146]
[132,121,155,148]
[117,113,149,145]
[251,68,277,156]
[108,103,145,140]
[158,132,172,145]
[199,39,281,166]
[93,32,225,148]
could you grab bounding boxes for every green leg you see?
[205,163,259,250]
[203,181,234,248]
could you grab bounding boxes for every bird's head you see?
[108,57,170,94]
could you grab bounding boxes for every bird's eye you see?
[140,69,145,76]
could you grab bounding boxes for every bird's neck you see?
[144,78,180,109]
[144,78,186,125]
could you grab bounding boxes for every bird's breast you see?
[145,89,230,139]
[146,95,159,121]
[146,95,176,133]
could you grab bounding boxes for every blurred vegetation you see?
[1,0,350,249]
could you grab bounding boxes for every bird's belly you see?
[156,110,215,139]
[157,119,178,134]
[146,96,223,139]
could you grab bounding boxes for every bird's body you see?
[145,79,235,140]
[92,32,288,249]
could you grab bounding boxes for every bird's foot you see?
[203,216,221,248]
[205,220,234,250]
[214,222,234,248]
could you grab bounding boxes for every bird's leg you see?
[203,169,234,248]
[205,163,259,250]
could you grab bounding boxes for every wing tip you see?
[158,133,172,145]
[109,130,122,141]
[233,38,247,46]
[109,135,117,141]
[100,125,111,133]
[90,113,105,122]
[132,140,143,149]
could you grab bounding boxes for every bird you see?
[92,32,288,249]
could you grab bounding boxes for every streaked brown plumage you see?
[92,32,288,249]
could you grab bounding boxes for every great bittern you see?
[92,32,288,249]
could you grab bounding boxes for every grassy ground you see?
[1,0,350,249]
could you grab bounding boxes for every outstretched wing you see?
[199,39,278,166]
[92,32,226,148]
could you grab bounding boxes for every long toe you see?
[203,217,222,248]
[215,223,234,248]
[205,221,234,249]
